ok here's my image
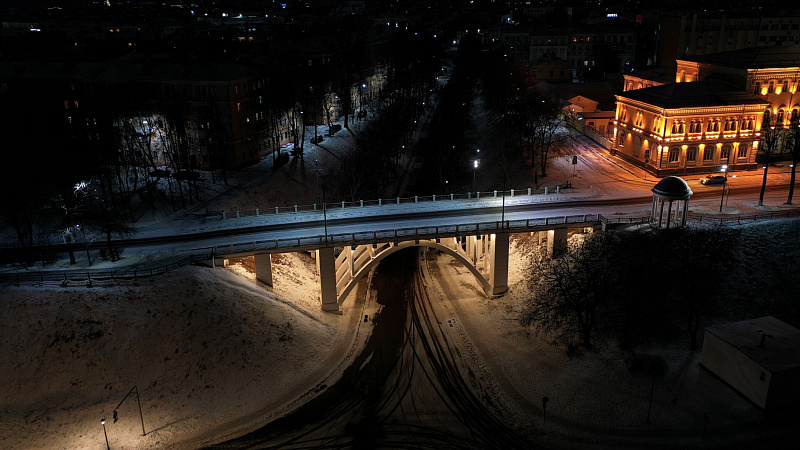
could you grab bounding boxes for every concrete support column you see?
[547,228,569,258]
[483,235,491,270]
[538,230,547,245]
[347,246,355,278]
[316,247,340,313]
[254,253,273,287]
[488,232,509,296]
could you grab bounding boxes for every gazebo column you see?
[650,196,658,223]
[681,199,689,226]
[658,199,665,228]
[666,200,674,229]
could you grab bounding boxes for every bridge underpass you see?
[206,214,600,312]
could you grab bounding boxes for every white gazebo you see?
[650,176,692,229]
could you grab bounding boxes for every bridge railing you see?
[0,254,210,286]
[597,210,800,226]
[217,187,581,220]
[207,214,601,258]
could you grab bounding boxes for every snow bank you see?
[0,253,345,449]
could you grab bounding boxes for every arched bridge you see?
[204,214,601,312]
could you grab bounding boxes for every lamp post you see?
[113,385,146,436]
[472,149,480,194]
[101,418,110,450]
[315,160,328,245]
[719,165,728,212]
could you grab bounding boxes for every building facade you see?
[658,14,800,67]
[613,81,768,176]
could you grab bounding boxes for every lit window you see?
[669,147,680,162]
[703,147,715,161]
[738,143,748,158]
[721,145,731,160]
[687,147,698,162]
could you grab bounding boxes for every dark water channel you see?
[209,249,534,449]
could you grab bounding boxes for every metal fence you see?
[0,254,210,285]
[218,187,577,220]
[598,210,800,226]
[206,214,601,258]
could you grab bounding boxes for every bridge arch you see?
[335,240,492,306]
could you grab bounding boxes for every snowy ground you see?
[3,218,798,449]
[426,225,799,449]
[0,253,374,449]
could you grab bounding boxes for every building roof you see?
[679,45,800,70]
[578,111,615,119]
[705,316,800,373]
[616,81,769,109]
[625,66,675,84]
[652,176,692,200]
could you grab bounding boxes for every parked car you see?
[700,174,727,185]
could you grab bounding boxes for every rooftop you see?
[705,316,800,373]
[679,45,800,70]
[625,66,675,85]
[616,81,769,109]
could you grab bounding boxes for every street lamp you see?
[315,160,328,245]
[473,149,480,194]
[113,385,146,436]
[101,418,110,450]
[719,165,728,212]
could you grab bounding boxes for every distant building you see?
[486,24,636,81]
[1,58,266,170]
[530,56,571,84]
[657,14,800,67]
[701,316,800,410]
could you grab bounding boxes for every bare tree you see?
[786,112,800,204]
[758,111,785,206]
[521,232,619,350]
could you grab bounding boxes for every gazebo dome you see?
[651,176,693,201]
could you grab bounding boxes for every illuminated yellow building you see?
[613,81,768,176]
[613,46,799,176]
[675,46,800,127]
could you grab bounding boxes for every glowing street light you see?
[719,165,728,212]
[473,149,480,194]
[101,418,110,450]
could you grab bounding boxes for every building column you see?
[547,228,569,258]
[254,253,273,287]
[488,232,509,296]
[316,247,340,313]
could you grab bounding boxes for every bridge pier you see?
[316,247,341,313]
[488,233,509,296]
[254,253,273,287]
[547,228,569,258]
